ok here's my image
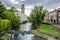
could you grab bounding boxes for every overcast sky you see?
[0,0,60,16]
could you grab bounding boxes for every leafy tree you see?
[1,11,20,30]
[0,2,6,17]
[28,6,48,29]
[0,2,20,30]
[7,7,15,13]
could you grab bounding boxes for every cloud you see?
[25,9,31,16]
[20,0,26,1]
[0,0,60,16]
[10,0,15,3]
[1,0,60,10]
[10,0,19,4]
[25,5,34,16]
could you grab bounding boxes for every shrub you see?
[0,19,10,31]
[1,11,20,30]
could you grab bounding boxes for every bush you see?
[0,19,10,31]
[1,11,20,30]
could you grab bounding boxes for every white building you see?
[14,4,27,23]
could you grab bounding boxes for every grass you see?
[39,24,60,37]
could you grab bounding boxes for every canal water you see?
[11,22,46,40]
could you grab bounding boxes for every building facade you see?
[44,8,60,23]
[15,4,27,23]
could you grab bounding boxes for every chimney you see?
[21,4,25,14]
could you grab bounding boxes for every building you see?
[15,4,27,23]
[44,8,60,23]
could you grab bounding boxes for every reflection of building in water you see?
[44,8,60,23]
[14,4,27,23]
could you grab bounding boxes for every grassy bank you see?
[39,24,60,37]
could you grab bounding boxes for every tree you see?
[28,6,48,29]
[1,11,20,30]
[7,7,15,13]
[0,2,6,17]
[0,2,20,30]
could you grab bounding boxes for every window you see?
[58,11,60,19]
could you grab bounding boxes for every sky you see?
[0,0,60,16]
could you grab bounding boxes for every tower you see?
[21,4,25,14]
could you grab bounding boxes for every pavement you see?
[44,35,57,40]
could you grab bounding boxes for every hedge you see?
[0,19,10,31]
